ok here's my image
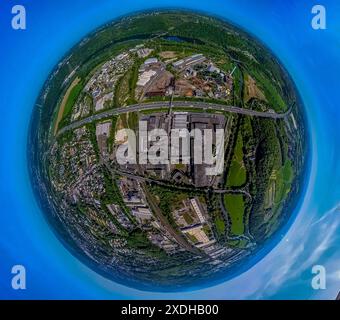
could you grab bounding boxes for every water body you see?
[164,35,205,45]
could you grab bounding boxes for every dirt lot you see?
[244,74,266,103]
[159,51,177,59]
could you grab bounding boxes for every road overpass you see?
[57,100,291,136]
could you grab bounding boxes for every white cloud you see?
[247,204,340,299]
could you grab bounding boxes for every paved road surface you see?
[57,100,291,136]
[102,160,202,255]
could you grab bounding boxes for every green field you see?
[224,194,245,236]
[250,70,286,112]
[54,78,83,134]
[274,160,294,204]
[62,83,83,115]
[226,133,247,187]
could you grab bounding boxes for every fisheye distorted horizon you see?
[28,10,308,291]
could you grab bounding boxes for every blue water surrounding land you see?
[0,0,340,299]
[164,36,185,42]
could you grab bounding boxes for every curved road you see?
[57,100,291,136]
[114,168,251,197]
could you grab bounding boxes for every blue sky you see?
[0,0,340,299]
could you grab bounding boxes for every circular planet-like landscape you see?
[29,10,307,290]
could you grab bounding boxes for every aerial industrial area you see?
[32,12,306,288]
[50,44,247,262]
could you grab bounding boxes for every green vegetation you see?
[34,11,306,287]
[113,75,126,107]
[101,170,135,223]
[265,160,294,236]
[127,112,139,130]
[202,224,212,238]
[249,70,286,112]
[224,194,245,236]
[126,230,168,259]
[114,57,142,107]
[55,78,84,133]
[183,213,194,225]
[117,112,139,131]
[63,82,83,118]
[86,123,100,160]
[187,234,198,244]
[227,238,248,249]
[148,184,198,228]
[274,160,294,204]
[249,117,286,241]
[214,215,226,236]
[140,107,170,115]
[107,116,118,152]
[226,133,247,188]
[232,67,243,107]
[127,58,142,104]
[174,163,187,171]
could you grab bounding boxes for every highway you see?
[57,100,291,136]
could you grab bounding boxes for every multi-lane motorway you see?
[57,100,291,136]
